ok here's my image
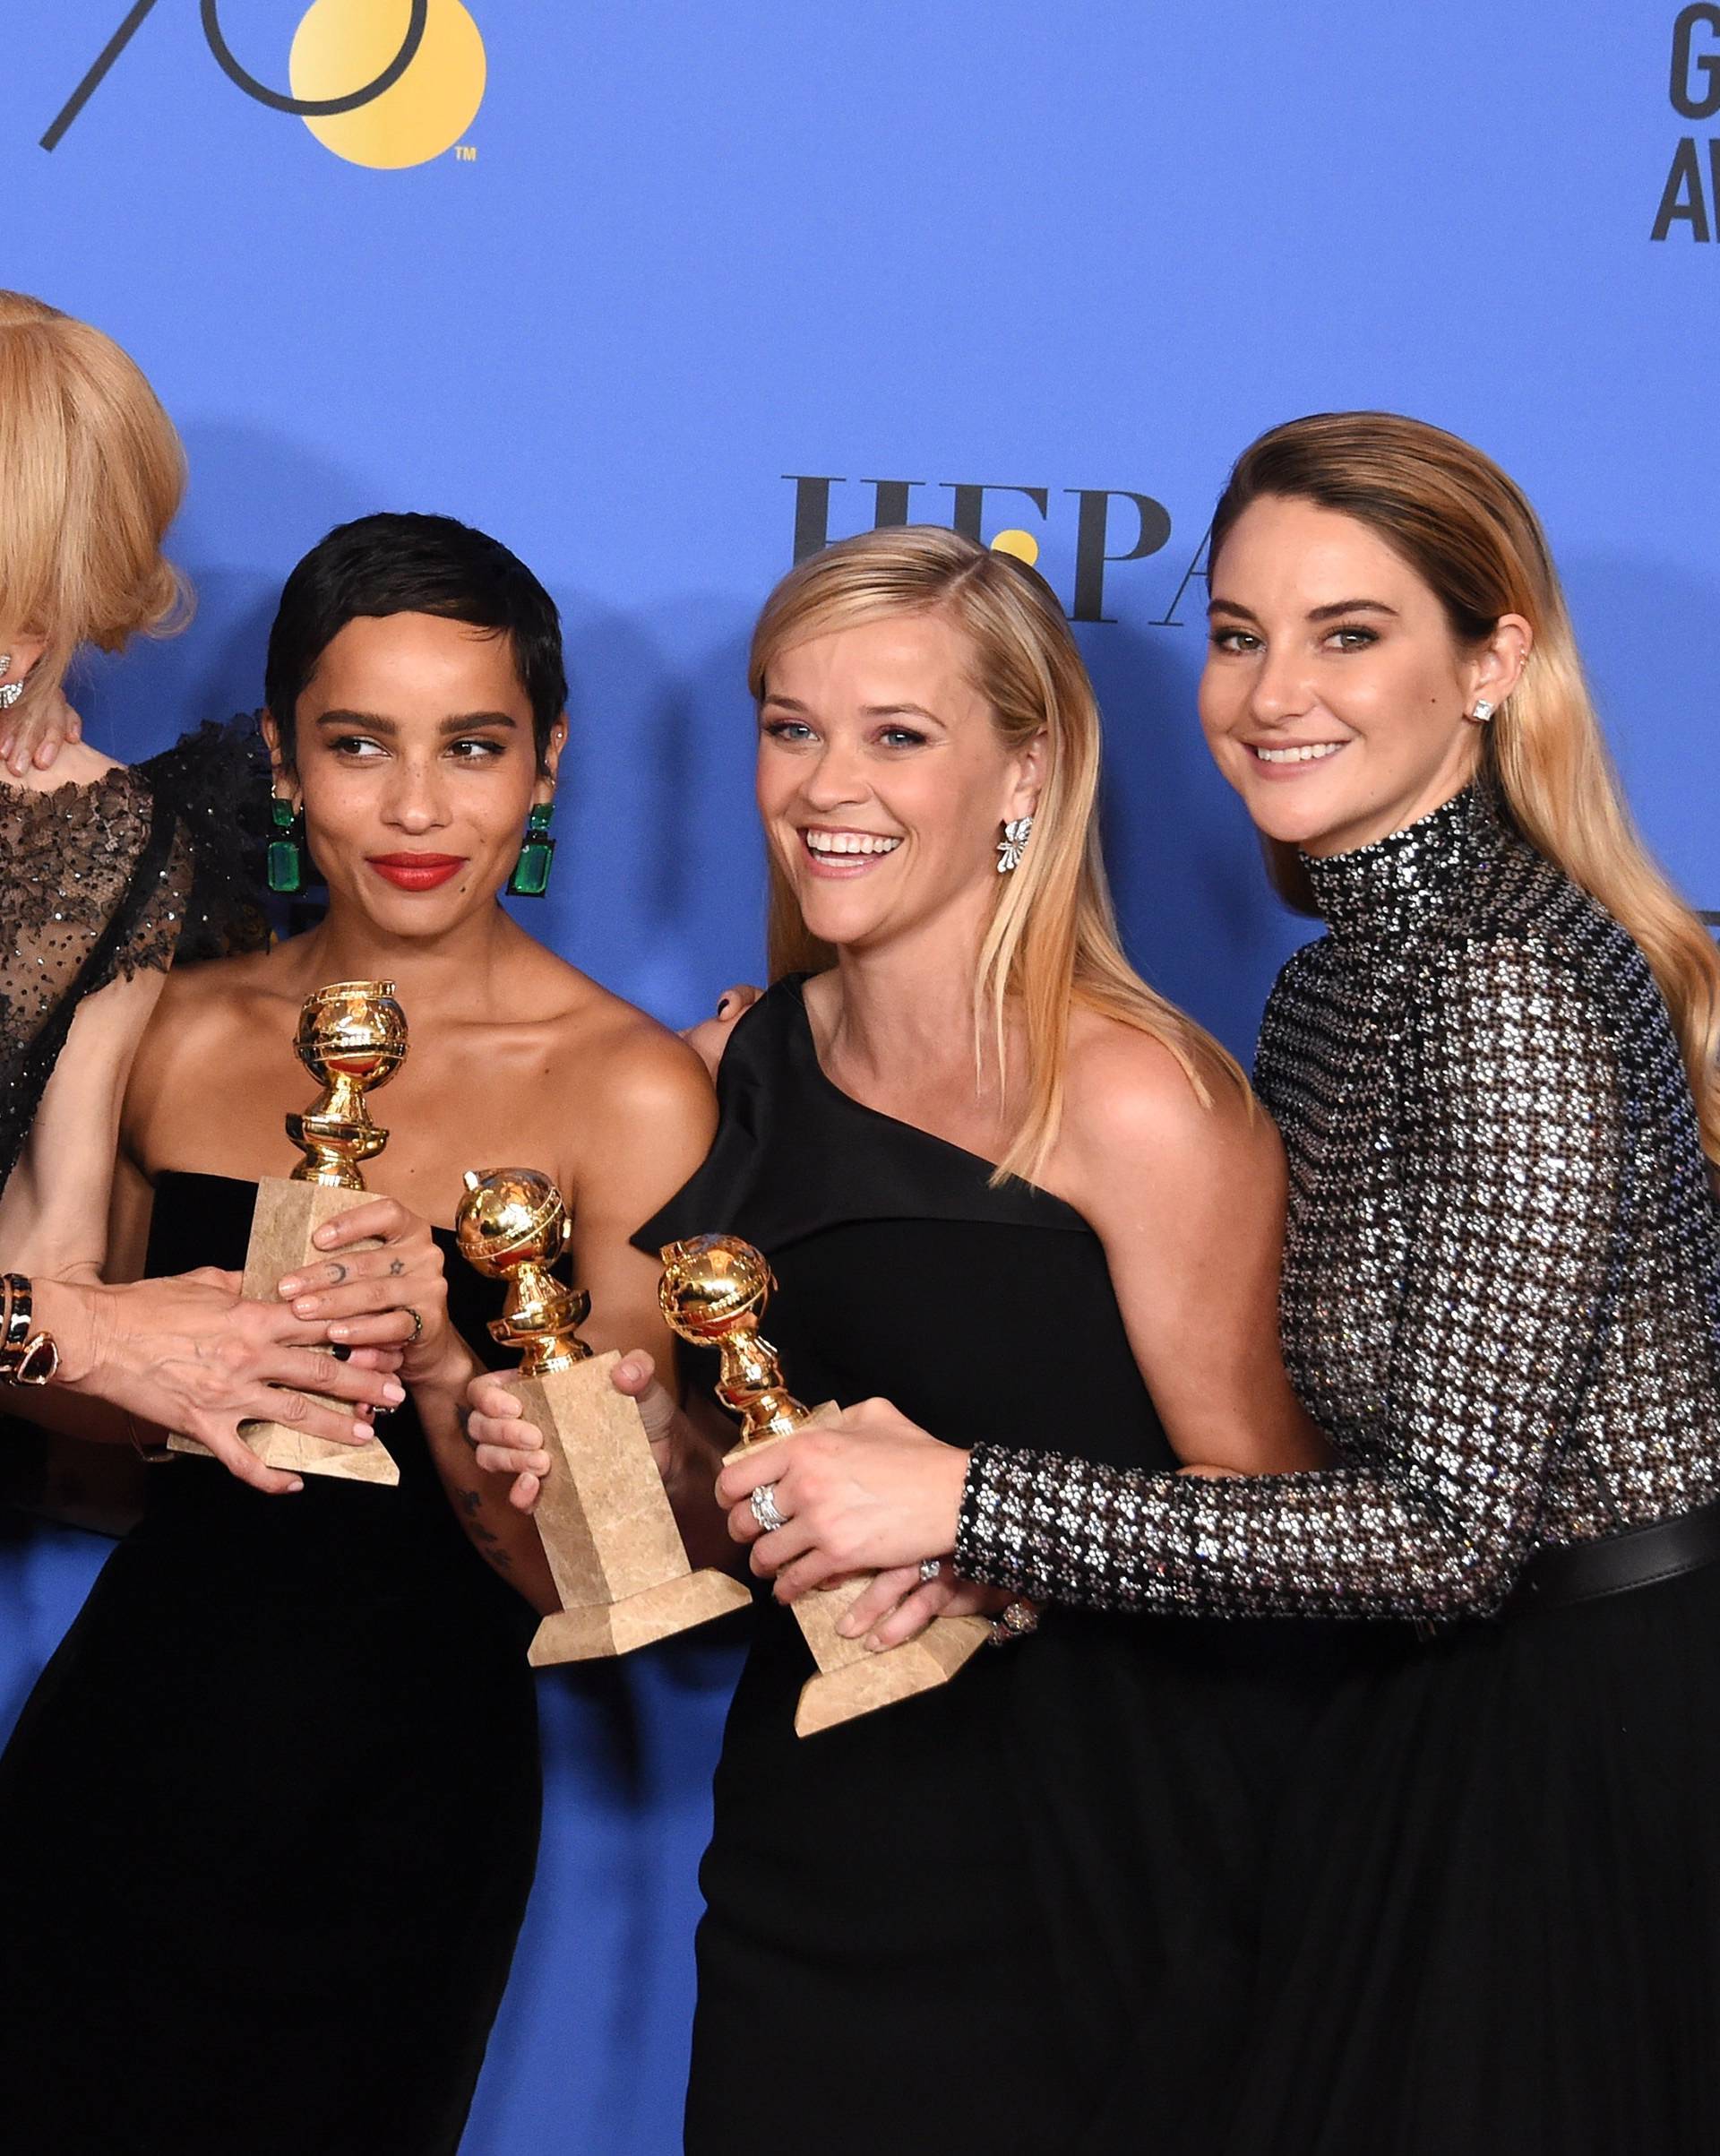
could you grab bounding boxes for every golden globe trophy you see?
[456,1167,752,1664]
[168,980,407,1486]
[658,1231,989,1737]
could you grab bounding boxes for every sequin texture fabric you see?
[958,787,1720,1618]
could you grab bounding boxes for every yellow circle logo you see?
[989,529,1042,567]
[289,0,486,168]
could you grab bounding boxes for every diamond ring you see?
[749,1482,787,1534]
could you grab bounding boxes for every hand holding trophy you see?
[456,1167,752,1663]
[168,980,406,1484]
[658,1231,989,1736]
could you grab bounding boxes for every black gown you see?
[957,788,1720,2152]
[638,979,1354,2154]
[0,1174,541,2156]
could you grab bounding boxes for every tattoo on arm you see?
[458,1485,506,1549]
[457,1488,512,1571]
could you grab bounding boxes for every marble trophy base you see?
[526,1350,752,1664]
[727,1403,991,1738]
[168,1177,400,1486]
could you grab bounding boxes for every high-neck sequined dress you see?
[637,978,1364,2156]
[958,786,1720,2152]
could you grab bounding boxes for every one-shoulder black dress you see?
[638,979,1354,2154]
[0,1173,540,2156]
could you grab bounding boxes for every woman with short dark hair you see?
[0,513,719,2155]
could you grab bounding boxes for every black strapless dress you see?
[639,980,1351,2154]
[0,1173,541,2156]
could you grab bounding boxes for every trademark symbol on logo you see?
[456,143,477,161]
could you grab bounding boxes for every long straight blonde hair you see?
[1208,411,1720,1168]
[751,526,1248,1184]
[0,290,188,707]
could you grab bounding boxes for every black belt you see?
[1503,1496,1720,1617]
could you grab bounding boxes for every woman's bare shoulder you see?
[142,944,303,1082]
[1056,1008,1281,1209]
[538,961,714,1110]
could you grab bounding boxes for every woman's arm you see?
[740,935,1629,1620]
[1055,1022,1333,1475]
[0,967,165,1281]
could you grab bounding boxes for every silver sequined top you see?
[958,786,1720,1619]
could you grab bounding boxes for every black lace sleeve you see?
[1,721,270,1186]
[955,928,1631,1620]
[130,715,271,969]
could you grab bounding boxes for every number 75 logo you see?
[44,1,485,170]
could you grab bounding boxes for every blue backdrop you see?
[4,5,1717,2151]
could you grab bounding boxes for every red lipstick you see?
[366,853,467,892]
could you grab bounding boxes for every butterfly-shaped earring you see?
[996,815,1034,874]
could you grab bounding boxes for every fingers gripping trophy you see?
[658,1232,990,1737]
[169,981,406,1485]
[456,1167,752,1664]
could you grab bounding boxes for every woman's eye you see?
[1327,625,1379,651]
[448,737,506,761]
[330,735,385,759]
[762,719,816,744]
[877,727,928,750]
[1209,629,1260,654]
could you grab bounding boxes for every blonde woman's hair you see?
[750,525,1249,1184]
[0,290,188,707]
[1208,410,1720,1166]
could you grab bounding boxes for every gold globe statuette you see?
[167,981,408,1485]
[457,1169,750,1665]
[658,1233,990,1738]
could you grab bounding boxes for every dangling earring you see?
[996,815,1034,874]
[507,799,556,898]
[1469,700,1495,724]
[0,655,21,714]
[266,795,307,895]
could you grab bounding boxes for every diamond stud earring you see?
[1470,700,1495,723]
[0,654,20,714]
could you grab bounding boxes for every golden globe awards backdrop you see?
[4,5,1717,2150]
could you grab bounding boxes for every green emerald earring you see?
[266,796,306,895]
[507,799,556,898]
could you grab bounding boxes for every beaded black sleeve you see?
[957,787,1720,1620]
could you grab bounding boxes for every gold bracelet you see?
[0,1273,59,1388]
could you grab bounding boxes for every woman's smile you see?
[1244,738,1350,776]
[365,851,469,892]
[798,824,905,877]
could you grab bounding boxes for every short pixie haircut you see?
[265,512,567,770]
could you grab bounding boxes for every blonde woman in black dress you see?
[468,528,1350,2152]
